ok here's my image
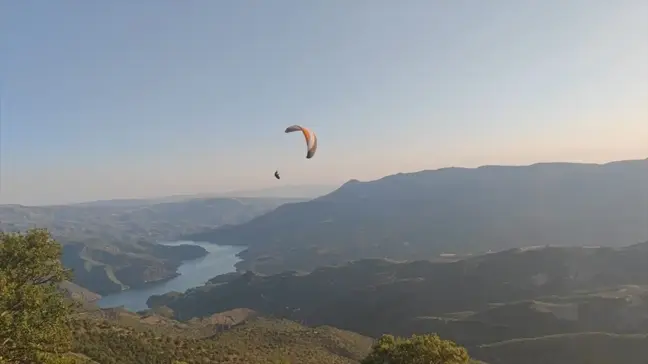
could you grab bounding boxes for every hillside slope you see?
[71,307,374,364]
[59,281,102,304]
[187,158,648,275]
[148,242,648,352]
[69,306,648,364]
[473,332,648,364]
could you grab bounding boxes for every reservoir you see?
[98,241,245,312]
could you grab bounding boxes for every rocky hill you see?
[186,159,648,275]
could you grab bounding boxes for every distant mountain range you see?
[185,158,648,275]
[0,183,336,295]
[6,159,648,364]
[216,184,339,199]
[56,183,338,207]
[4,158,647,302]
[0,196,305,294]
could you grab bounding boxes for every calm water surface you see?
[98,241,245,312]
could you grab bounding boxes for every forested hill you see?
[70,307,376,364]
[186,158,648,274]
[149,241,648,357]
[70,307,648,364]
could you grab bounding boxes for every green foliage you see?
[361,334,471,364]
[69,315,373,364]
[0,229,74,363]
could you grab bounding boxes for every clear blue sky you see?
[2,1,647,205]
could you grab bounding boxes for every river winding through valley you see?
[98,241,246,312]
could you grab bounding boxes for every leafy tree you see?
[0,229,74,363]
[361,334,471,364]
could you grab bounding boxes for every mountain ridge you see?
[1,184,336,208]
[186,158,648,275]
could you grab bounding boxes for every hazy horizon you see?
[3,1,647,205]
[3,157,646,207]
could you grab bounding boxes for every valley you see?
[63,238,648,364]
[0,196,304,294]
[147,242,648,357]
[2,159,647,364]
[5,1,648,362]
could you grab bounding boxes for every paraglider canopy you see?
[285,125,317,159]
[275,125,316,180]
